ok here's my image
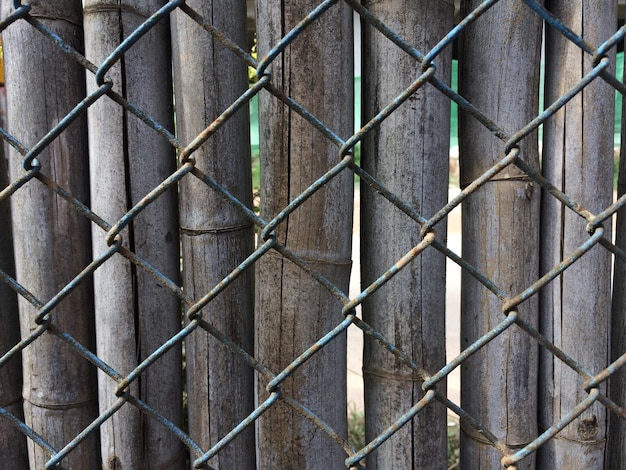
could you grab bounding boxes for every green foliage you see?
[252,149,260,213]
[248,37,258,84]
[447,418,460,469]
[347,406,365,450]
[347,407,461,469]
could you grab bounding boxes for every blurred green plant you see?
[447,417,460,469]
[346,407,461,469]
[348,405,365,451]
[248,36,258,84]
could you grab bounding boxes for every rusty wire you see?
[0,0,625,468]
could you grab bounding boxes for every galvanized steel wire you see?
[0,0,625,468]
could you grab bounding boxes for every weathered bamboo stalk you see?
[3,1,99,466]
[459,1,542,468]
[171,1,255,467]
[538,2,615,468]
[360,1,453,467]
[609,41,626,466]
[255,1,353,467]
[84,2,183,467]
[0,98,28,468]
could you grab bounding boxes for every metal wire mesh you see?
[0,0,625,468]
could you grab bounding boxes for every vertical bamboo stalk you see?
[458,1,542,468]
[171,2,255,467]
[0,27,24,459]
[255,1,353,467]
[360,1,453,467]
[609,41,626,466]
[538,2,615,468]
[3,1,99,467]
[84,2,183,468]
[0,98,28,467]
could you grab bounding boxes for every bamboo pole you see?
[84,2,183,468]
[609,41,626,466]
[171,2,255,467]
[360,1,453,467]
[3,1,99,467]
[538,1,615,468]
[458,1,542,468]
[0,104,28,468]
[255,1,353,467]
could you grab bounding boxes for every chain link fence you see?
[0,0,625,468]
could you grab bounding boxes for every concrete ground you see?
[346,188,462,411]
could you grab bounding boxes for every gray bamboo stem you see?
[0,90,28,468]
[538,1,615,467]
[255,1,353,467]
[609,41,626,465]
[84,2,183,468]
[459,1,542,468]
[171,2,255,467]
[3,1,99,467]
[360,1,453,467]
